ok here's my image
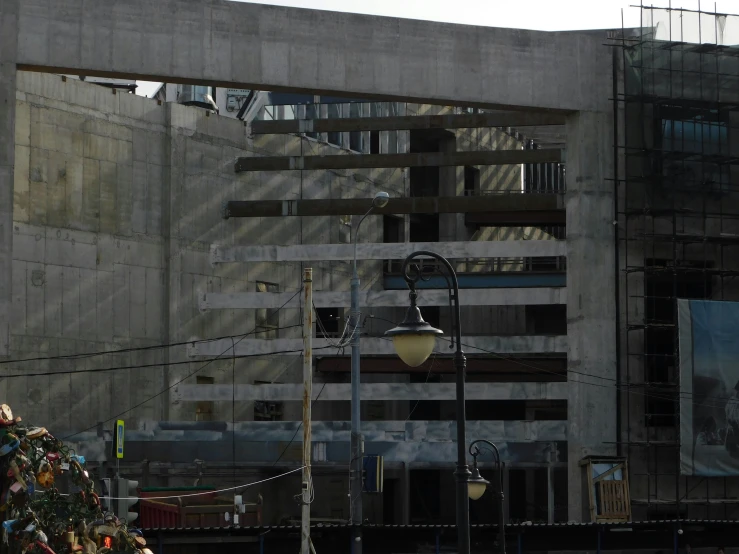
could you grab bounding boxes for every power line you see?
[0,324,303,366]
[272,383,328,466]
[369,315,735,411]
[62,288,305,441]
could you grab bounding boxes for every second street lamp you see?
[384,250,471,554]
[468,439,506,554]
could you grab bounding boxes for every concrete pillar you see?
[161,103,180,421]
[0,1,18,357]
[565,111,616,521]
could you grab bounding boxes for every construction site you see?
[1,0,739,552]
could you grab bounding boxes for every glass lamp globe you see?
[468,465,490,501]
[384,301,443,367]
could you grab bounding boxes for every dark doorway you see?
[383,479,397,524]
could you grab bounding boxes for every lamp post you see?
[350,191,389,553]
[384,250,471,554]
[468,440,506,554]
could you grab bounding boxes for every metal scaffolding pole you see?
[301,268,313,554]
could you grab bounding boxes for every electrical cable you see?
[272,383,327,467]
[0,324,303,366]
[55,466,305,501]
[368,314,735,410]
[313,302,357,349]
[62,288,305,440]
[0,350,305,379]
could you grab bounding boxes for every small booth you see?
[580,456,631,522]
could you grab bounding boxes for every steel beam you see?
[234,149,561,172]
[224,195,562,219]
[316,356,567,376]
[465,210,566,226]
[250,112,567,135]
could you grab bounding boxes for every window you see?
[327,104,341,147]
[370,103,380,154]
[195,376,214,422]
[316,307,341,338]
[349,103,362,152]
[339,214,352,244]
[256,281,279,339]
[304,105,318,139]
[254,381,283,421]
[464,166,479,196]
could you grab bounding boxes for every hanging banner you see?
[679,299,739,475]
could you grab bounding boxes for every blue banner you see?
[679,300,739,475]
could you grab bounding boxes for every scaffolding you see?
[614,3,739,519]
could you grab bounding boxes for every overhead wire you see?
[367,314,736,412]
[62,288,306,440]
[0,324,303,366]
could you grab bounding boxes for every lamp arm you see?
[469,439,503,491]
[352,206,375,278]
[401,251,462,351]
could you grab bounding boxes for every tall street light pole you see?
[350,191,390,552]
[468,440,506,554]
[384,250,471,554]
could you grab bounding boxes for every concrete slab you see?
[189,335,568,357]
[15,0,611,112]
[175,382,568,402]
[211,240,566,263]
[199,288,566,310]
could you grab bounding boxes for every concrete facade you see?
[0,0,623,529]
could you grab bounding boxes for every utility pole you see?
[301,268,313,554]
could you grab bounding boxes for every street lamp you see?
[468,440,506,554]
[350,191,389,553]
[384,250,471,554]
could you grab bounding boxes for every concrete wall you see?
[5,71,406,433]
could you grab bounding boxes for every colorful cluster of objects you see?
[0,405,150,554]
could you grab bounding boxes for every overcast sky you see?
[135,0,738,97]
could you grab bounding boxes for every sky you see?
[135,0,739,97]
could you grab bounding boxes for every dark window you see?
[464,166,479,196]
[370,131,380,154]
[327,104,341,147]
[304,104,318,139]
[316,307,341,337]
[349,103,362,152]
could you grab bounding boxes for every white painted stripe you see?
[199,288,566,310]
[211,240,566,263]
[188,336,568,357]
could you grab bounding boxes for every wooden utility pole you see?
[301,268,313,554]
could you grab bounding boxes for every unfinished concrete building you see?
[2,0,739,551]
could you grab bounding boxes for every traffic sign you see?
[114,420,124,459]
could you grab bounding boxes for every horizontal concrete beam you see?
[250,112,567,134]
[234,149,562,172]
[175,382,568,402]
[224,195,563,218]
[211,240,566,263]
[16,0,610,112]
[72,434,562,464]
[137,420,565,443]
[200,288,566,310]
[189,336,568,357]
